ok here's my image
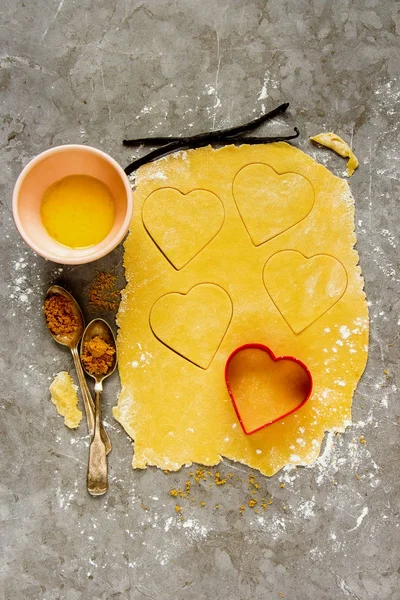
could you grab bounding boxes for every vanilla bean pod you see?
[124,103,299,175]
[123,131,300,146]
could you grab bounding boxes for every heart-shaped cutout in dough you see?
[225,344,313,434]
[232,163,314,245]
[263,250,348,333]
[142,187,225,270]
[150,283,232,369]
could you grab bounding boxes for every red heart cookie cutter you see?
[225,343,313,435]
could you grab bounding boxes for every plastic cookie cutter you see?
[225,343,313,435]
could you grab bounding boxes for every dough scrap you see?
[310,132,359,177]
[113,143,368,476]
[50,371,82,429]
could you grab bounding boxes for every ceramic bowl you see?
[12,144,133,265]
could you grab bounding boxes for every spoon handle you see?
[87,390,108,496]
[71,347,112,454]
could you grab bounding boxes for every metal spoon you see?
[44,285,112,455]
[80,318,117,496]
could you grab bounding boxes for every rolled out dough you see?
[113,143,368,476]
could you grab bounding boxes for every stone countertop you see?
[1,1,399,599]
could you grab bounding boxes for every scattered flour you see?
[339,325,351,339]
[348,506,369,532]
[257,72,280,100]
[147,170,167,181]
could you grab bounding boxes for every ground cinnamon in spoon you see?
[44,294,79,336]
[81,335,115,376]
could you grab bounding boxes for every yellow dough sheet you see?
[113,143,368,477]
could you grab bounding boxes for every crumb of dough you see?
[49,371,82,428]
[249,474,260,490]
[310,132,359,176]
[215,472,227,485]
[194,467,206,483]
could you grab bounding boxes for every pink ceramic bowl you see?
[13,144,133,264]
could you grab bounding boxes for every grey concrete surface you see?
[1,1,400,598]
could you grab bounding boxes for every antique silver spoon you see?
[80,318,117,496]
